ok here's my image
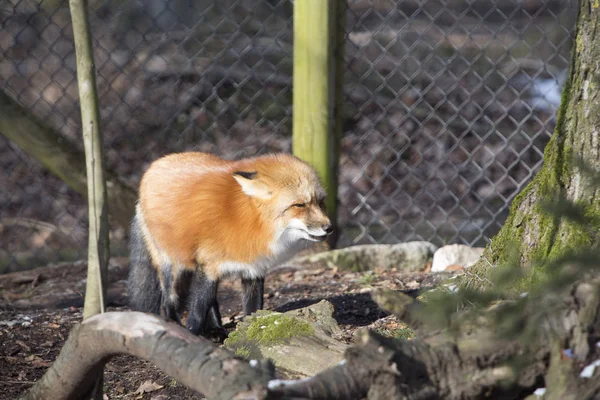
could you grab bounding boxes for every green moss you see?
[224,312,315,357]
[234,346,252,359]
[576,34,585,54]
[244,314,313,345]
[225,330,242,345]
[358,271,377,285]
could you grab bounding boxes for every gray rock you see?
[431,244,484,272]
[224,300,347,377]
[290,241,438,272]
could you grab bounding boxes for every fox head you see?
[232,154,333,244]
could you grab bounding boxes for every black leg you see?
[159,265,182,325]
[207,302,223,330]
[187,273,219,336]
[206,301,227,342]
[242,277,264,315]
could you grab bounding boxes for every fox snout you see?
[308,217,333,235]
[305,209,333,241]
[286,205,333,243]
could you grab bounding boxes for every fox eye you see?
[291,203,306,208]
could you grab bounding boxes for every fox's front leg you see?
[242,277,265,315]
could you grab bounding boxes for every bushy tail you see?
[127,211,161,314]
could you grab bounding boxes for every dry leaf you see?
[5,356,19,364]
[29,356,52,367]
[15,340,31,352]
[135,380,164,394]
[405,280,420,291]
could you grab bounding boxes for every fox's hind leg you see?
[158,264,183,325]
[187,271,226,341]
[127,213,161,315]
[242,277,265,315]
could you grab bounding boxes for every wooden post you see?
[293,0,344,247]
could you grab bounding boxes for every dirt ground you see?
[0,254,440,400]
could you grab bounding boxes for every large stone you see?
[431,244,484,272]
[289,241,438,272]
[224,300,348,377]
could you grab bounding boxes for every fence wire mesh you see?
[337,0,575,246]
[0,0,576,272]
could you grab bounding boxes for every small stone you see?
[431,244,484,272]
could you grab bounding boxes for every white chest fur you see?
[217,227,308,279]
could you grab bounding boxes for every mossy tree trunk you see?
[465,0,600,288]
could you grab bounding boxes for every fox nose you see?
[323,224,333,235]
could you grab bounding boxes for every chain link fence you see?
[0,0,576,272]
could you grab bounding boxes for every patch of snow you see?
[529,70,568,112]
[580,359,600,378]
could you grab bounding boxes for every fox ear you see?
[233,171,273,199]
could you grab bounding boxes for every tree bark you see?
[0,91,137,230]
[464,0,600,288]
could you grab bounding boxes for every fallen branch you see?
[19,312,275,400]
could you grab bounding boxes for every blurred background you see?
[0,0,576,272]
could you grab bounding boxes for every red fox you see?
[127,152,332,338]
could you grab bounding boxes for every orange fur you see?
[138,152,329,280]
